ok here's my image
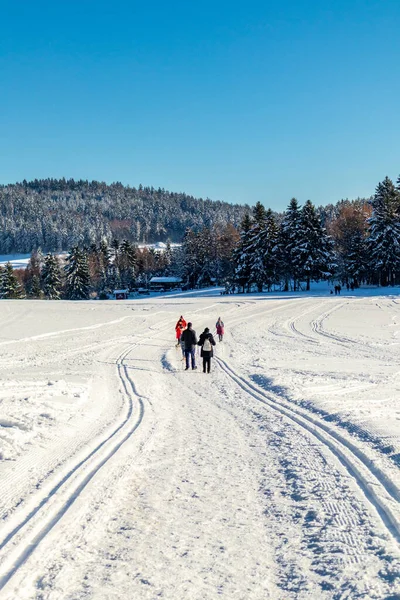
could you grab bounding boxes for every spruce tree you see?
[279,198,303,291]
[262,209,279,291]
[31,275,43,298]
[98,240,111,291]
[368,177,400,286]
[119,240,137,289]
[42,253,62,299]
[346,231,369,286]
[298,200,334,290]
[25,249,43,297]
[1,262,24,298]
[182,228,203,288]
[247,202,268,292]
[65,247,90,299]
[232,214,253,292]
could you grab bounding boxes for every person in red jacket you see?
[175,316,187,346]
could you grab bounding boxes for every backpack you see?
[203,337,212,352]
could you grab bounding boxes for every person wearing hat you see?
[175,315,187,347]
[197,327,216,373]
[180,322,198,370]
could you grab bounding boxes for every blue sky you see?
[1,0,400,210]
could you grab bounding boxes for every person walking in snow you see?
[215,317,224,342]
[198,327,216,373]
[180,322,198,370]
[175,315,186,347]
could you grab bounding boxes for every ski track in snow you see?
[1,293,400,597]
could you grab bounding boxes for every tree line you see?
[0,223,238,299]
[0,178,248,253]
[229,175,400,292]
[1,174,400,298]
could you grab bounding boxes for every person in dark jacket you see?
[197,327,216,373]
[180,322,198,370]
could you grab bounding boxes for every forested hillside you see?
[0,179,249,253]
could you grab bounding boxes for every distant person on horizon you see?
[180,322,197,370]
[216,317,224,342]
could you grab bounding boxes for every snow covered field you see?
[1,289,400,598]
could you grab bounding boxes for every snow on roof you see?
[113,289,129,294]
[149,277,182,283]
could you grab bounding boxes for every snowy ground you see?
[1,288,400,598]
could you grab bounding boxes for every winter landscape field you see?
[1,288,400,599]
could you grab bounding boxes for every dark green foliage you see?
[279,198,303,291]
[65,247,90,300]
[42,253,62,299]
[367,177,400,286]
[232,214,253,292]
[297,200,335,290]
[0,262,23,298]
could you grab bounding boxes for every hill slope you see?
[0,179,248,253]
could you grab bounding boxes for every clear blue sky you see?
[1,0,400,210]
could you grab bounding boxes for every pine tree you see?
[262,209,279,291]
[232,214,253,292]
[346,231,369,286]
[368,177,400,286]
[25,249,43,297]
[42,253,62,299]
[119,240,137,289]
[247,202,268,292]
[65,247,90,299]
[0,262,24,298]
[181,228,203,288]
[279,198,303,291]
[31,275,43,298]
[163,242,173,274]
[98,240,111,291]
[196,228,215,287]
[298,200,334,290]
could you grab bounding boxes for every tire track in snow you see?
[0,342,145,592]
[0,315,134,348]
[311,301,361,346]
[285,300,329,344]
[309,298,400,365]
[0,299,223,591]
[215,356,400,546]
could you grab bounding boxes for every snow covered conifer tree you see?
[248,202,267,292]
[31,275,43,298]
[368,177,400,286]
[279,198,303,291]
[298,200,334,290]
[1,262,24,298]
[262,209,279,291]
[182,228,203,288]
[346,230,369,286]
[42,253,62,299]
[98,240,111,291]
[25,249,43,297]
[196,228,215,287]
[232,213,253,292]
[65,247,90,300]
[119,240,137,289]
